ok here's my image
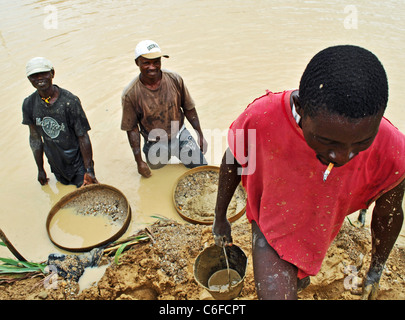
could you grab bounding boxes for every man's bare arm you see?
[362,178,405,299]
[28,124,48,185]
[127,127,151,178]
[212,148,242,245]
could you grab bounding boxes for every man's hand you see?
[37,170,49,185]
[137,161,152,178]
[212,215,232,247]
[199,135,208,154]
[127,128,151,178]
[361,267,382,300]
[81,172,99,187]
[212,148,241,247]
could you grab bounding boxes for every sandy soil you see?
[0,216,404,300]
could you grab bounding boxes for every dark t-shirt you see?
[22,86,91,181]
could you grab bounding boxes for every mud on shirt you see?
[120,69,195,140]
[22,86,91,181]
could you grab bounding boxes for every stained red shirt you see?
[228,90,405,278]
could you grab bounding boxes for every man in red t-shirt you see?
[213,45,405,300]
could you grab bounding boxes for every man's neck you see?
[38,85,59,105]
[140,72,162,90]
[38,85,55,99]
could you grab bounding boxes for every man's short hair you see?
[299,45,389,119]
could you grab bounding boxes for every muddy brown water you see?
[0,1,404,261]
[48,207,122,249]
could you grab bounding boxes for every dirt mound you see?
[0,217,404,300]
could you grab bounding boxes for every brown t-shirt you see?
[121,69,195,140]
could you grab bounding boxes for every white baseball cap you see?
[135,40,169,60]
[26,57,54,77]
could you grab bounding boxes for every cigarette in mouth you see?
[323,163,334,182]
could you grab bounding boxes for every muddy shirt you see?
[120,69,195,140]
[22,86,91,181]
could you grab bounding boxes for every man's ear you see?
[292,94,304,118]
[134,58,139,67]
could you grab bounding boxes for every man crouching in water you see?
[213,45,405,300]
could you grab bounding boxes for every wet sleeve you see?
[181,82,196,111]
[22,97,34,125]
[69,97,91,137]
[173,73,195,111]
[227,106,258,171]
[120,92,138,131]
[365,119,405,204]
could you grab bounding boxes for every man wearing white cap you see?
[22,57,98,187]
[121,40,207,178]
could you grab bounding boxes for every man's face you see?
[298,107,383,167]
[28,71,54,91]
[136,56,162,80]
